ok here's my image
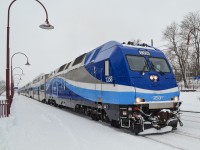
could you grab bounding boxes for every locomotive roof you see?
[95,41,161,52]
[84,41,164,65]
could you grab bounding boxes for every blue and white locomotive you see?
[20,41,182,134]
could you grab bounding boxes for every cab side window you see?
[105,60,109,76]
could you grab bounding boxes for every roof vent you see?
[123,41,152,47]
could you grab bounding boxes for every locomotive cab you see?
[117,43,182,134]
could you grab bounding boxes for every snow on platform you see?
[180,92,200,112]
[0,95,169,150]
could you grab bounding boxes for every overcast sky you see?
[0,0,200,86]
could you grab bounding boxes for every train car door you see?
[33,88,35,99]
[38,87,40,101]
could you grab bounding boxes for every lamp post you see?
[11,74,22,101]
[5,0,54,116]
[36,0,54,30]
[14,78,21,89]
[13,67,24,75]
[13,74,22,88]
[14,74,22,80]
[11,52,30,98]
[12,67,23,96]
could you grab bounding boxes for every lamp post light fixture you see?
[13,77,21,81]
[11,52,30,98]
[11,52,30,66]
[13,67,24,75]
[14,74,22,80]
[36,0,54,30]
[5,0,54,116]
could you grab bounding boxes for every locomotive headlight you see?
[154,75,158,80]
[150,75,154,80]
[174,96,179,102]
[150,75,159,81]
[136,97,142,103]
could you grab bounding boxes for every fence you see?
[0,85,6,95]
[178,84,199,92]
[0,100,9,118]
[0,81,6,95]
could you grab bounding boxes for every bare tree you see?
[163,11,200,87]
[163,22,189,87]
[181,12,200,75]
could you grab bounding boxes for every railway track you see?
[181,118,200,124]
[141,135,184,150]
[138,111,200,150]
[181,114,200,119]
[181,110,200,114]
[172,131,200,140]
[141,130,200,150]
[181,111,200,124]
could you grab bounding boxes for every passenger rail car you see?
[31,74,47,101]
[19,41,182,134]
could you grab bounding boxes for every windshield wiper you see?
[150,62,165,75]
[141,61,148,75]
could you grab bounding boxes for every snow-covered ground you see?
[180,92,200,112]
[0,92,200,150]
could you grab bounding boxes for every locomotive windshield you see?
[126,55,149,72]
[149,57,170,73]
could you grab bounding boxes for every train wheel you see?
[102,110,109,123]
[111,120,120,128]
[130,122,140,135]
[58,105,63,109]
[130,118,144,135]
[47,99,51,105]
[172,124,178,130]
[91,110,99,121]
[54,102,58,107]
[84,107,90,116]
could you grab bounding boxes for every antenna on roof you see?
[151,39,154,46]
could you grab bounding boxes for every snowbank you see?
[180,92,200,112]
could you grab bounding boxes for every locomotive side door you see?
[94,66,103,103]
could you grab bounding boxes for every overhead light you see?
[39,20,54,30]
[25,61,30,65]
